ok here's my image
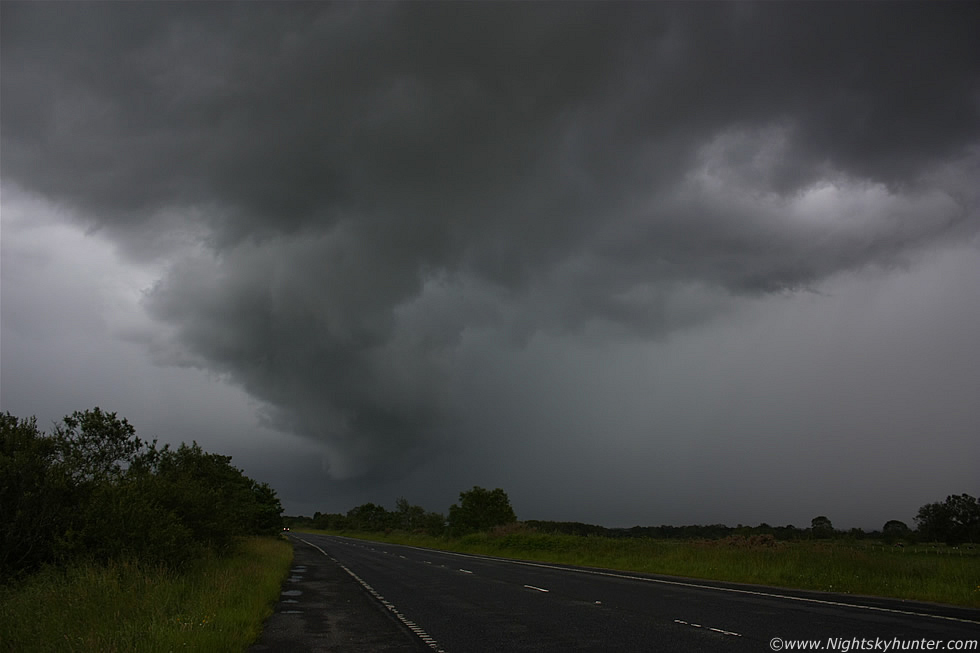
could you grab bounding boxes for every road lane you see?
[295,534,979,653]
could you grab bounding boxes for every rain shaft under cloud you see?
[2,2,979,525]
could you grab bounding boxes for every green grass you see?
[0,536,293,653]
[301,528,980,608]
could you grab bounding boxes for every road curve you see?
[259,533,979,652]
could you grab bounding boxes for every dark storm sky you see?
[2,2,978,528]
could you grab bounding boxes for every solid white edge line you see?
[322,535,980,626]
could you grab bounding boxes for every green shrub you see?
[1,409,284,579]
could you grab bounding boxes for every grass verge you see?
[303,528,980,609]
[0,535,292,653]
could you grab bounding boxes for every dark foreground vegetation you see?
[0,536,292,652]
[1,408,291,651]
[290,488,980,608]
[1,408,284,578]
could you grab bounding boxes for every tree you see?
[810,515,834,539]
[144,441,281,550]
[54,408,142,483]
[915,494,980,545]
[448,486,516,535]
[393,497,427,531]
[347,503,390,531]
[0,413,72,578]
[250,481,286,536]
[312,512,348,530]
[421,511,447,536]
[882,520,911,543]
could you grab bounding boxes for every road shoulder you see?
[249,535,428,652]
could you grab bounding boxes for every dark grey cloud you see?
[2,2,978,504]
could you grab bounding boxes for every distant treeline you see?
[524,521,890,542]
[289,492,980,546]
[289,486,518,537]
[1,408,284,581]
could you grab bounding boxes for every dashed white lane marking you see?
[524,584,550,593]
[296,538,447,653]
[336,538,980,626]
[674,619,741,637]
[459,569,473,574]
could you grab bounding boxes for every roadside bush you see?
[58,477,200,568]
[0,408,283,580]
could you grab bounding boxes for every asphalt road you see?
[249,535,428,652]
[259,533,979,652]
